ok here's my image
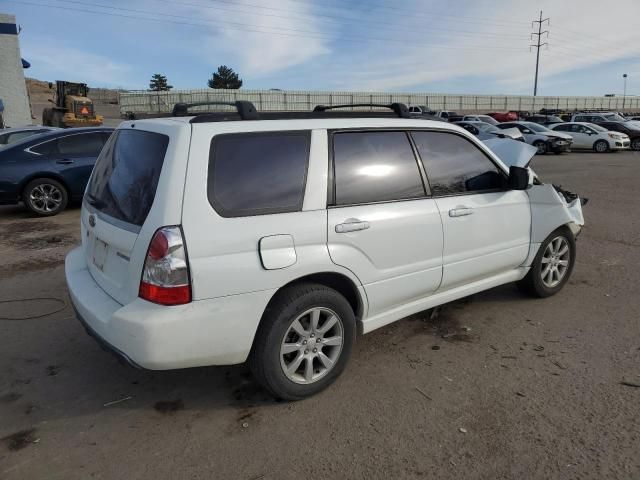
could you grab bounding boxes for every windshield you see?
[469,122,495,132]
[588,123,607,132]
[524,122,550,133]
[478,115,499,125]
[604,113,626,122]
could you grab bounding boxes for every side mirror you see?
[508,166,529,190]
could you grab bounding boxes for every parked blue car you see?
[0,127,113,216]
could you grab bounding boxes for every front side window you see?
[332,131,425,206]
[208,131,310,217]
[411,131,506,196]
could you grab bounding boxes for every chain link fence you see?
[119,89,640,116]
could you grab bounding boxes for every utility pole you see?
[622,74,628,110]
[531,11,550,96]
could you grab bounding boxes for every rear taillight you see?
[139,226,191,306]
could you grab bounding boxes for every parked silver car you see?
[497,121,573,154]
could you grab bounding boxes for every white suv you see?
[66,102,585,400]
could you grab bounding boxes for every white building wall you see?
[0,13,32,126]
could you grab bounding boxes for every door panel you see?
[328,200,443,317]
[435,191,531,289]
[410,130,531,290]
[569,126,591,148]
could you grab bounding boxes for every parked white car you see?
[550,122,630,152]
[65,102,585,400]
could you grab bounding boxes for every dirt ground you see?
[1,151,639,480]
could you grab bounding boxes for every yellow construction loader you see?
[42,81,103,127]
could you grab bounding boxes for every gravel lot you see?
[1,150,639,480]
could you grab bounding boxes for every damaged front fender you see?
[528,184,585,243]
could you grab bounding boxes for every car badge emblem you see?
[88,214,96,227]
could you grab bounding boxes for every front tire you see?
[23,178,68,216]
[533,140,547,154]
[594,140,609,153]
[249,283,356,400]
[517,227,576,298]
[631,138,640,151]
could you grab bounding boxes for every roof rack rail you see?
[172,100,259,120]
[313,103,410,118]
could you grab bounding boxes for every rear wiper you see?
[86,193,106,209]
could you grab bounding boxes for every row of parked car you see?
[0,106,637,217]
[407,107,640,153]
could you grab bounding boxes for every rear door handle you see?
[449,207,474,217]
[56,159,74,165]
[335,218,370,233]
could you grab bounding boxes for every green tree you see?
[148,73,173,91]
[208,65,243,89]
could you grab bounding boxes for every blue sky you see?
[4,0,640,95]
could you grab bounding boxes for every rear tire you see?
[517,227,576,298]
[23,178,68,216]
[249,283,356,401]
[533,140,547,154]
[594,140,609,153]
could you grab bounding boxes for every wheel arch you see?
[261,271,366,335]
[19,173,71,200]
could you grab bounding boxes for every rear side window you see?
[31,132,106,157]
[332,131,425,206]
[411,131,505,196]
[57,133,105,156]
[86,129,169,227]
[208,131,310,217]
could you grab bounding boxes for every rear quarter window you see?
[207,131,310,217]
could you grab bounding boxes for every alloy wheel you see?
[280,307,344,384]
[29,183,63,213]
[540,236,570,288]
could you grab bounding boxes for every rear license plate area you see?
[93,238,109,271]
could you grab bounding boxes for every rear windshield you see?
[86,129,169,227]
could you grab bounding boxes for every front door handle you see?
[56,159,74,165]
[449,207,474,217]
[335,218,370,233]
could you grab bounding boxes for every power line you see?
[7,0,529,52]
[530,10,549,96]
[147,0,529,40]
[284,0,533,29]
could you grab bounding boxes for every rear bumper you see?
[65,247,274,369]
